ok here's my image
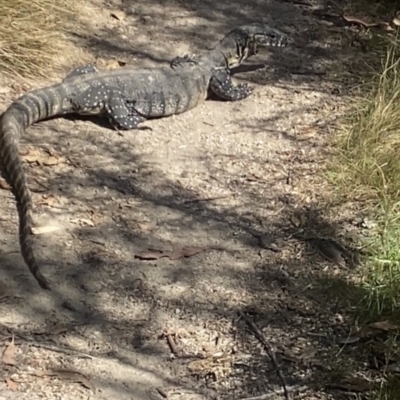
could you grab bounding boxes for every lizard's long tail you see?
[0,86,66,290]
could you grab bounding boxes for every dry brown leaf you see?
[101,59,127,70]
[2,336,17,365]
[393,11,400,26]
[79,218,95,227]
[337,336,360,344]
[188,356,232,380]
[110,10,126,20]
[0,178,10,190]
[106,60,121,69]
[0,280,12,301]
[5,377,18,391]
[95,57,126,70]
[30,177,50,193]
[290,215,302,227]
[308,238,347,267]
[47,324,68,336]
[369,320,399,332]
[135,249,165,260]
[31,225,60,235]
[40,369,95,392]
[20,148,40,161]
[36,195,59,207]
[326,376,373,392]
[343,14,395,31]
[137,222,153,232]
[169,246,211,260]
[357,325,381,339]
[0,86,11,95]
[70,218,95,227]
[43,156,65,166]
[343,15,379,27]
[298,345,318,362]
[135,246,225,261]
[22,149,65,166]
[298,126,318,140]
[300,214,308,225]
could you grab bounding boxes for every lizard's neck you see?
[202,44,244,70]
[202,48,230,67]
[206,34,254,69]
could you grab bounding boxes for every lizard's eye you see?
[270,33,276,39]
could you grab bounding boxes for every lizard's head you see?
[243,23,290,49]
[217,23,290,68]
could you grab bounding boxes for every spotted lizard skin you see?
[0,22,289,290]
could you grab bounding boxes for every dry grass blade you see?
[2,335,17,365]
[333,42,400,201]
[36,369,95,392]
[329,37,400,316]
[0,0,81,78]
[329,26,400,400]
[239,311,291,400]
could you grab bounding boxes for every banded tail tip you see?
[36,272,51,290]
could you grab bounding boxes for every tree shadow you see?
[0,0,389,398]
[0,114,388,398]
[59,0,358,92]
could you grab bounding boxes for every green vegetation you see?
[333,41,400,318]
[331,4,400,398]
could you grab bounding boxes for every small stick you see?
[239,385,308,400]
[165,334,180,357]
[14,334,95,359]
[239,311,290,400]
[26,342,95,359]
[280,0,312,6]
[182,194,232,204]
[342,15,386,28]
[155,387,168,398]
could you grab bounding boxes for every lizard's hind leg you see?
[210,70,253,101]
[106,94,147,130]
[71,85,147,130]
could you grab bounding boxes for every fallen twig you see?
[31,369,95,392]
[311,9,395,32]
[239,311,291,400]
[165,333,180,357]
[14,333,95,359]
[155,387,168,398]
[1,323,168,365]
[343,14,393,31]
[239,385,308,400]
[279,0,312,6]
[135,245,226,261]
[182,194,232,204]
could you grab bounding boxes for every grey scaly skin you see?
[170,23,289,71]
[0,22,289,290]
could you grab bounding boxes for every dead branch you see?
[239,311,291,400]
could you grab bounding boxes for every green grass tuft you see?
[331,37,400,319]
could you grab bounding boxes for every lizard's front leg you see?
[210,69,254,101]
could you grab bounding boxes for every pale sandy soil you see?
[0,0,371,399]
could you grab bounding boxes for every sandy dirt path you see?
[0,0,366,399]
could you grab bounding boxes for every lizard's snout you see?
[268,33,290,47]
[256,30,290,48]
